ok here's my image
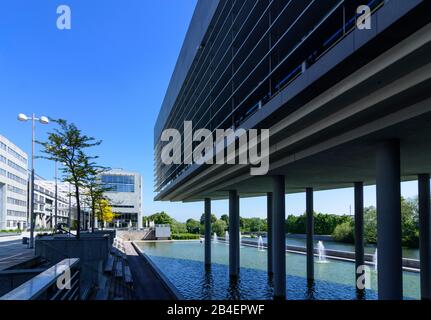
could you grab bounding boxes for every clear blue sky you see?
[0,0,419,222]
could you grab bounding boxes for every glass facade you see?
[101,174,135,193]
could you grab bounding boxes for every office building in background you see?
[101,168,142,229]
[33,178,71,229]
[0,134,29,230]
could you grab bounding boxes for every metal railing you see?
[155,0,387,192]
[0,258,80,300]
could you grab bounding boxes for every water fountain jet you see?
[373,249,378,271]
[257,236,264,251]
[317,241,329,263]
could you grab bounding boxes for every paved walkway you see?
[124,242,176,300]
[0,234,35,271]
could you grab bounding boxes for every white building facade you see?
[0,135,29,230]
[33,178,71,229]
[100,169,142,229]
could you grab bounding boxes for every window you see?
[8,159,27,175]
[7,210,27,218]
[7,197,27,207]
[7,147,27,164]
[101,175,135,193]
[7,185,26,196]
[7,172,27,185]
[0,141,6,151]
[0,155,6,164]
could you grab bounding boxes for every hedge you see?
[171,233,201,240]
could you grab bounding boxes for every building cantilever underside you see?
[154,0,431,202]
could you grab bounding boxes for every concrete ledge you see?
[237,239,420,272]
[81,230,116,247]
[286,234,335,241]
[35,235,110,291]
[0,233,21,237]
[131,242,183,300]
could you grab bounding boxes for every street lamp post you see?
[18,113,49,249]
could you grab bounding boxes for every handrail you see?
[0,258,80,300]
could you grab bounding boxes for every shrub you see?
[171,233,200,240]
[332,222,354,243]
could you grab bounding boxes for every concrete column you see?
[236,194,240,271]
[204,198,211,267]
[267,192,273,275]
[418,174,431,300]
[229,190,240,277]
[354,182,365,291]
[376,140,403,300]
[272,175,286,299]
[306,188,314,281]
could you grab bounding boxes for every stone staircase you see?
[94,238,134,300]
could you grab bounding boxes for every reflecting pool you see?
[242,237,419,259]
[135,241,420,300]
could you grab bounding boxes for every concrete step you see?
[104,255,115,273]
[124,266,133,284]
[114,260,123,278]
[94,275,110,300]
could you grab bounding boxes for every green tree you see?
[286,213,352,235]
[82,160,111,232]
[286,214,306,234]
[401,197,419,248]
[186,218,200,234]
[200,213,217,225]
[212,219,227,237]
[38,119,101,238]
[143,212,188,234]
[363,198,420,248]
[171,221,187,234]
[149,212,174,225]
[364,206,377,244]
[332,221,354,243]
[247,218,266,232]
[220,214,229,226]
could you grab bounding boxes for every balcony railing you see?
[155,0,387,192]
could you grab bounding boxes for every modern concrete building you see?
[101,169,142,229]
[33,177,71,229]
[0,134,29,230]
[155,0,431,300]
